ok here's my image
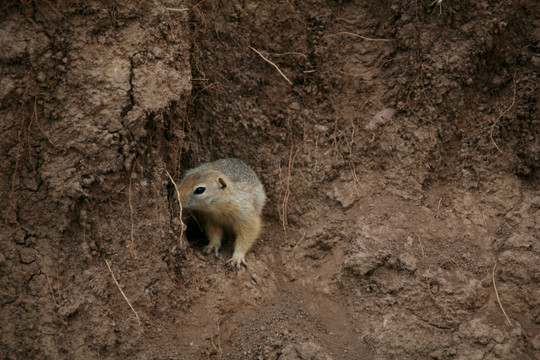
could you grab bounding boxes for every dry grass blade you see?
[166,170,186,249]
[326,32,394,42]
[250,47,293,85]
[210,319,223,359]
[104,259,141,326]
[492,262,512,326]
[191,82,225,103]
[165,7,189,12]
[269,51,309,60]
[281,145,298,236]
[45,273,58,306]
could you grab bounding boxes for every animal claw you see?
[202,244,220,258]
[224,255,247,271]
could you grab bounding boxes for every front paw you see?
[224,255,247,270]
[202,244,220,257]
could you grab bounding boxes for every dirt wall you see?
[1,0,539,359]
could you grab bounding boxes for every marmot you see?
[178,158,266,269]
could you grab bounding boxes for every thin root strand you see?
[250,47,293,85]
[104,259,141,326]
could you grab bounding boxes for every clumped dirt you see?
[1,0,539,359]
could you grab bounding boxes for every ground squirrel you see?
[178,158,266,269]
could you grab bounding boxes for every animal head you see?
[178,170,230,212]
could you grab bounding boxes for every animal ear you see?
[218,177,227,189]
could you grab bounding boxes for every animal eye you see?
[194,186,206,195]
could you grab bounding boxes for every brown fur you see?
[178,158,266,269]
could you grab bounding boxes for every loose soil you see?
[1,1,539,359]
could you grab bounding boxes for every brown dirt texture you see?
[1,0,539,359]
